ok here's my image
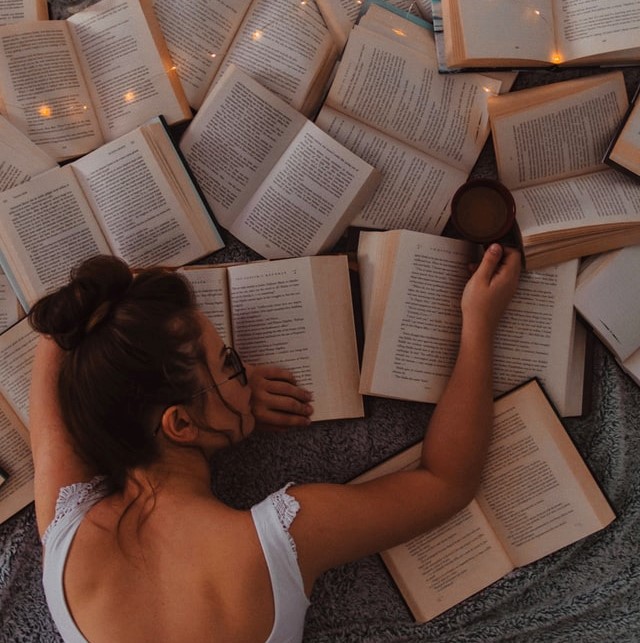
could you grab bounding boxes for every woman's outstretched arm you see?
[289,244,521,591]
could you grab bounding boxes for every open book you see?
[605,82,640,179]
[574,244,640,387]
[0,115,57,191]
[0,319,37,525]
[150,0,337,115]
[179,64,380,260]
[489,72,640,269]
[0,117,223,310]
[441,0,640,70]
[0,0,47,25]
[0,0,191,161]
[352,379,615,623]
[358,230,586,417]
[0,268,23,334]
[315,4,509,235]
[180,255,364,422]
[315,0,429,49]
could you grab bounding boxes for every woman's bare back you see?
[63,490,277,643]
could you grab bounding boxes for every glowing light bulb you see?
[551,53,562,64]
[534,9,540,15]
[252,29,263,41]
[38,105,52,118]
[392,28,406,37]
[124,91,136,102]
[210,52,217,58]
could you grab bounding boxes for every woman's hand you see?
[461,244,521,339]
[246,364,314,431]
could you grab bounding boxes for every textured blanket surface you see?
[1,4,639,640]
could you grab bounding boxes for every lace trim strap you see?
[42,475,108,547]
[269,482,300,556]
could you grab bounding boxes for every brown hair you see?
[29,256,208,490]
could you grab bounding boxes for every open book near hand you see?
[574,244,640,387]
[441,0,640,70]
[179,64,380,260]
[180,255,364,422]
[0,319,38,525]
[150,0,338,115]
[351,379,615,623]
[0,117,223,311]
[489,72,640,269]
[0,0,191,161]
[315,4,510,236]
[358,230,586,417]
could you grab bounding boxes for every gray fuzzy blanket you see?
[1,3,639,639]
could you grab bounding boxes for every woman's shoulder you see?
[42,475,110,547]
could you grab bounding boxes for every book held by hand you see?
[358,229,586,417]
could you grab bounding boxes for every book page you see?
[0,318,36,522]
[574,245,640,362]
[0,21,103,160]
[316,105,466,234]
[0,402,33,525]
[227,256,363,421]
[554,0,640,62]
[359,231,579,412]
[452,0,556,64]
[0,165,113,309]
[67,0,190,141]
[490,73,628,189]
[492,261,579,417]
[230,120,378,259]
[150,0,252,110]
[514,168,640,239]
[308,254,363,420]
[356,3,438,61]
[71,126,215,269]
[608,97,640,176]
[0,269,22,333]
[179,264,233,346]
[211,0,336,116]
[139,120,223,252]
[0,318,37,427]
[316,0,421,48]
[383,502,513,622]
[0,114,57,191]
[325,25,501,172]
[180,64,306,229]
[0,0,48,25]
[359,230,471,403]
[351,443,513,623]
[477,380,615,567]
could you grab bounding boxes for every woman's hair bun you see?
[29,255,133,350]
